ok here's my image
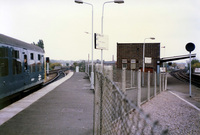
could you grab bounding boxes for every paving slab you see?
[0,72,93,135]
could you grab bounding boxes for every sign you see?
[195,68,200,73]
[122,59,127,63]
[94,33,109,50]
[145,57,152,64]
[131,59,136,63]
[185,42,195,52]
[160,67,166,73]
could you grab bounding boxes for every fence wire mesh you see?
[94,69,168,135]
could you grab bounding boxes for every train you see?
[0,34,45,100]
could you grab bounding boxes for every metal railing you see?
[94,65,168,135]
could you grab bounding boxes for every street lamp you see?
[75,0,94,90]
[142,37,155,86]
[101,0,124,71]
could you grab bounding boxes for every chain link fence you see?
[94,65,168,135]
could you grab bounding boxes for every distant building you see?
[117,43,160,72]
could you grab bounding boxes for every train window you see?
[13,59,22,75]
[24,55,28,70]
[30,53,34,60]
[0,48,8,57]
[37,63,42,72]
[0,58,9,77]
[38,54,41,60]
[12,50,19,59]
[30,63,36,73]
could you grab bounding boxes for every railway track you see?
[0,69,69,110]
[170,70,200,88]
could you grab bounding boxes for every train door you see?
[23,51,30,85]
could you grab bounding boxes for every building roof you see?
[0,34,44,53]
[160,54,196,62]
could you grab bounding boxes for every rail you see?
[170,70,200,87]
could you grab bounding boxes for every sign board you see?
[94,33,109,50]
[122,59,127,63]
[195,68,200,73]
[131,59,136,63]
[160,67,166,73]
[145,57,152,64]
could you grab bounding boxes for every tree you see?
[37,40,44,49]
[49,63,61,70]
[191,59,200,72]
[172,62,177,68]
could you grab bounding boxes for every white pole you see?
[122,68,126,93]
[137,70,141,107]
[154,71,157,97]
[91,4,94,90]
[189,52,192,97]
[101,1,123,72]
[81,2,94,89]
[147,71,150,101]
[142,39,146,86]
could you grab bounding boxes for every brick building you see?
[117,43,160,72]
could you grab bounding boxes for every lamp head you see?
[75,0,83,4]
[150,37,155,40]
[114,0,124,4]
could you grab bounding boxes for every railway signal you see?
[185,42,195,97]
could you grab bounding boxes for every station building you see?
[117,43,160,72]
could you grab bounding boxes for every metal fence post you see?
[159,73,161,93]
[148,71,150,101]
[154,71,157,97]
[131,70,135,88]
[131,70,133,88]
[162,73,165,91]
[137,70,141,107]
[122,68,126,93]
[165,73,167,91]
[94,69,100,135]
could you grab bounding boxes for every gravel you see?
[141,91,200,135]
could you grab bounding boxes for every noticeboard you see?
[94,33,109,50]
[160,67,166,73]
[145,57,152,64]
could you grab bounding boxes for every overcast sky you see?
[0,0,199,62]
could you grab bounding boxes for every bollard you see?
[148,71,150,101]
[154,71,157,97]
[137,70,141,107]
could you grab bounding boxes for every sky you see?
[0,0,200,63]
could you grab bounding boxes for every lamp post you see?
[101,0,124,71]
[142,37,155,86]
[75,0,94,89]
[185,42,195,97]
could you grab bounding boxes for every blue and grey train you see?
[0,34,45,100]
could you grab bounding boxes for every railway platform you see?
[142,74,200,134]
[0,72,94,135]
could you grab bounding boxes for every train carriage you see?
[0,34,45,99]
